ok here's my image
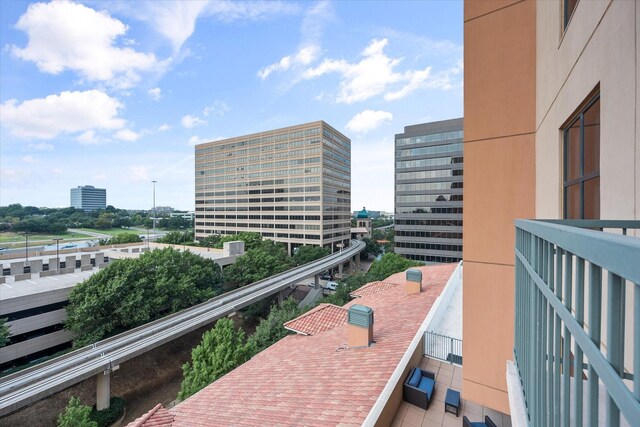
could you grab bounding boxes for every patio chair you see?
[403,367,436,410]
[462,415,497,427]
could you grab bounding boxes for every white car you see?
[323,281,339,291]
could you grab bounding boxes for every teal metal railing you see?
[514,220,640,427]
[424,331,462,365]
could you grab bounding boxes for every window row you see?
[396,230,462,239]
[196,205,321,212]
[395,219,463,227]
[395,207,463,214]
[395,242,463,252]
[195,128,321,155]
[396,156,463,169]
[396,130,463,147]
[396,182,463,192]
[397,143,463,158]
[396,168,463,181]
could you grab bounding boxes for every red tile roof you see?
[349,280,398,298]
[128,404,174,427]
[129,263,457,427]
[283,303,347,335]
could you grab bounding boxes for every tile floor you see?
[391,357,512,427]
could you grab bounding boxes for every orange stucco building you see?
[463,0,640,414]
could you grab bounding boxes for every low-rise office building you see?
[194,121,351,253]
[70,185,106,211]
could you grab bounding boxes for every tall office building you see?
[394,118,463,263]
[194,121,351,253]
[70,185,106,211]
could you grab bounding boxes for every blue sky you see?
[0,0,463,212]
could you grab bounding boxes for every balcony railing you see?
[424,331,462,365]
[514,220,640,427]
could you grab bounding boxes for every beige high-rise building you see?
[194,121,351,253]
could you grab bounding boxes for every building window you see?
[563,93,599,219]
[563,0,579,30]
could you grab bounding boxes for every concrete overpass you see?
[0,240,364,417]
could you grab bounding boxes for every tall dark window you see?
[564,0,579,30]
[563,94,600,219]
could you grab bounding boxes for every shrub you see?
[89,396,125,427]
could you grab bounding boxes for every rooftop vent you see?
[348,304,374,348]
[406,269,422,295]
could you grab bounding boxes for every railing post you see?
[606,272,624,426]
[587,264,602,427]
[562,251,573,427]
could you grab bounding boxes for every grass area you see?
[0,230,91,244]
[76,227,139,237]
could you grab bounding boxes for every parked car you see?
[323,281,339,291]
[320,274,333,281]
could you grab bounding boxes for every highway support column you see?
[355,255,361,272]
[96,371,110,410]
[314,273,320,289]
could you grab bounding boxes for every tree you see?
[101,232,142,245]
[293,245,330,266]
[57,397,97,427]
[0,318,9,347]
[366,253,422,282]
[223,240,292,289]
[65,248,223,347]
[178,318,252,400]
[360,237,382,260]
[247,298,301,355]
[158,230,194,244]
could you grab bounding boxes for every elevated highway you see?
[0,240,364,416]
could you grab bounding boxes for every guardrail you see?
[0,240,364,416]
[514,220,640,427]
[423,331,462,365]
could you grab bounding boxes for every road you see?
[0,240,364,417]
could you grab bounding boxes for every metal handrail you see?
[514,219,640,427]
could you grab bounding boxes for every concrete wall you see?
[463,0,536,414]
[0,329,73,365]
[7,309,67,336]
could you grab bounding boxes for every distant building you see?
[70,185,106,211]
[170,211,195,221]
[351,207,372,240]
[351,210,386,219]
[154,206,174,214]
[194,121,351,253]
[394,118,463,263]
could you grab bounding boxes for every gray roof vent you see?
[348,304,374,328]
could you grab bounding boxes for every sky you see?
[0,0,463,212]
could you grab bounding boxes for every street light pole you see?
[24,232,29,264]
[152,180,157,241]
[53,238,63,270]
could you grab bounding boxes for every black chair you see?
[403,367,436,410]
[462,415,497,427]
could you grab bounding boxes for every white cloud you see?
[114,129,141,141]
[0,90,125,139]
[148,87,162,101]
[10,1,159,89]
[346,110,393,134]
[258,45,320,80]
[93,173,107,181]
[28,142,54,151]
[302,38,460,104]
[128,165,150,182]
[21,155,38,164]
[257,2,332,80]
[77,130,99,144]
[158,123,172,132]
[127,0,299,53]
[202,101,229,117]
[181,114,206,128]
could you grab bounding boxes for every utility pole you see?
[152,180,157,241]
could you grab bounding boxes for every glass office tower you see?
[394,118,463,263]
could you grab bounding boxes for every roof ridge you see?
[127,403,164,427]
[284,303,346,326]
